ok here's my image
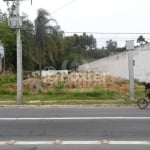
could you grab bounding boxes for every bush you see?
[0,88,16,95]
[54,81,65,89]
[0,74,16,85]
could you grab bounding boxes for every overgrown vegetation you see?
[0,74,143,105]
[0,74,16,85]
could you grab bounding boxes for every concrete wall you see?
[79,43,150,81]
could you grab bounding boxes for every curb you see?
[0,104,137,108]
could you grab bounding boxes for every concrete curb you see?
[0,104,137,108]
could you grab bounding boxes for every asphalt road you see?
[0,145,150,150]
[0,106,150,150]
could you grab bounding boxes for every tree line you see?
[1,8,146,73]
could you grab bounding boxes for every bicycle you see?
[137,82,150,109]
[137,97,150,109]
[137,95,150,109]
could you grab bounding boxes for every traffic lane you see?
[0,119,150,140]
[0,107,150,118]
[0,145,150,150]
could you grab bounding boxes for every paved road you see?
[1,145,150,150]
[0,106,150,118]
[0,106,150,150]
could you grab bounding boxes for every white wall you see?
[79,43,150,81]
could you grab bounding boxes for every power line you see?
[64,31,150,46]
[64,32,150,35]
[96,38,150,40]
[51,0,76,14]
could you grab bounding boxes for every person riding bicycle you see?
[137,81,150,109]
[137,80,150,109]
[144,82,150,98]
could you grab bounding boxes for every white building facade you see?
[79,43,150,82]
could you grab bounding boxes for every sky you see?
[1,0,150,47]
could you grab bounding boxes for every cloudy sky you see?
[1,0,150,47]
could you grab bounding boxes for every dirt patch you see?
[40,73,129,92]
[2,73,129,93]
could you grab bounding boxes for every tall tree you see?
[21,18,35,70]
[0,10,16,72]
[33,8,64,75]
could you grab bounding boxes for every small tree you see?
[106,39,117,54]
[106,39,117,50]
[137,35,146,46]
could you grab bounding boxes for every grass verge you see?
[0,88,135,105]
[0,74,143,105]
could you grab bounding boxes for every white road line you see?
[0,117,150,120]
[0,141,150,145]
[0,142,6,145]
[16,141,54,145]
[62,141,101,145]
[109,141,150,145]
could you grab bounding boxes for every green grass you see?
[134,82,146,99]
[0,74,144,105]
[35,88,119,100]
[0,74,16,85]
[0,88,16,95]
[0,87,133,105]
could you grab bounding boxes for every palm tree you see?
[33,8,64,76]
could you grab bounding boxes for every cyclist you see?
[137,81,150,109]
[144,82,150,98]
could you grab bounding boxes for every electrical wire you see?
[64,32,150,35]
[51,0,76,14]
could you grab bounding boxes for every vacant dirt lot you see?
[23,73,129,92]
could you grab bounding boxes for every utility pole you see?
[4,0,32,104]
[16,0,23,104]
[4,0,23,104]
[126,40,135,100]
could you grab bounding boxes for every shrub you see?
[0,74,16,84]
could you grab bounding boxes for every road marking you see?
[16,141,54,145]
[0,141,150,145]
[0,117,150,120]
[109,141,150,145]
[62,141,101,144]
[0,142,6,145]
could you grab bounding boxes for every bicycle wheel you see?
[137,98,148,109]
